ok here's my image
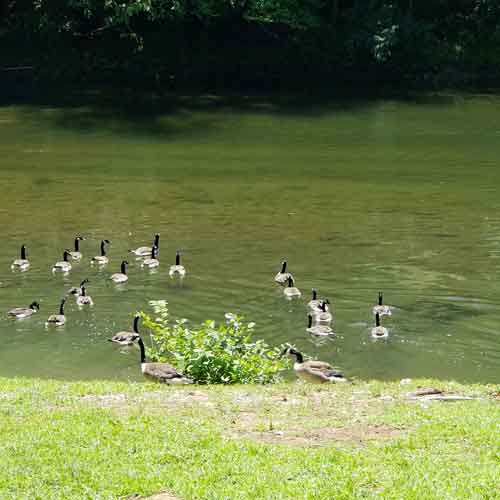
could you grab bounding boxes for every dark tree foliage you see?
[2,0,500,89]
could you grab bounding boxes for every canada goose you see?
[132,233,160,257]
[136,336,193,384]
[108,314,141,345]
[274,260,293,285]
[283,347,346,383]
[307,289,321,310]
[75,279,93,306]
[142,246,159,268]
[46,298,66,327]
[52,249,72,273]
[69,236,85,260]
[8,301,40,319]
[11,244,30,271]
[283,276,301,298]
[91,239,110,265]
[371,313,388,339]
[169,250,185,277]
[111,260,128,283]
[372,292,392,317]
[306,314,333,336]
[313,300,333,323]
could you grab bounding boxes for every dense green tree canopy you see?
[2,1,500,89]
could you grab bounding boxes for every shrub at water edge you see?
[140,300,290,384]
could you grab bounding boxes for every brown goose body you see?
[284,348,346,383]
[108,315,140,346]
[137,337,192,384]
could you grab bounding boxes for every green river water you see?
[0,92,499,383]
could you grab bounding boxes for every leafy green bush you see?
[140,300,290,384]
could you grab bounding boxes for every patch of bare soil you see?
[231,424,404,447]
[126,492,182,500]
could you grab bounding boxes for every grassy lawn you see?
[0,377,498,499]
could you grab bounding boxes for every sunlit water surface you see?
[0,93,499,383]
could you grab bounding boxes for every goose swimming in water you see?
[74,279,93,306]
[169,250,185,277]
[135,336,193,384]
[91,240,110,265]
[307,289,321,310]
[69,236,85,260]
[142,246,159,269]
[283,276,301,298]
[283,347,346,383]
[132,233,160,257]
[11,244,30,271]
[306,314,333,336]
[8,301,40,319]
[274,260,293,285]
[372,292,392,317]
[371,313,389,339]
[111,260,128,283]
[108,314,141,346]
[52,249,72,273]
[46,298,66,327]
[313,299,333,324]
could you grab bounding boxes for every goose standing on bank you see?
[11,244,30,271]
[52,249,72,273]
[169,250,185,277]
[69,236,85,260]
[132,233,160,257]
[283,276,301,298]
[8,301,40,319]
[283,347,346,383]
[313,300,333,323]
[371,312,388,339]
[108,314,141,345]
[142,246,159,269]
[111,260,128,283]
[46,298,67,327]
[373,292,392,317]
[135,336,193,384]
[274,260,293,285]
[91,239,111,265]
[306,314,333,336]
[74,279,93,306]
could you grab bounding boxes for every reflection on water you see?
[0,93,499,383]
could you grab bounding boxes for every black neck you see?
[312,289,317,300]
[138,337,146,363]
[133,316,140,333]
[176,252,180,265]
[59,300,65,315]
[379,293,383,305]
[21,246,27,259]
[376,313,380,327]
[293,350,304,363]
[320,301,326,312]
[281,261,287,273]
[81,286,86,297]
[151,247,156,258]
[154,234,160,248]
[100,241,106,256]
[308,315,312,328]
[74,238,80,251]
[121,262,127,274]
[287,277,294,287]
[63,251,69,262]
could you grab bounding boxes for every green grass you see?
[0,377,498,499]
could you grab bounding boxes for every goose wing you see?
[304,360,333,371]
[142,362,192,384]
[109,331,137,343]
